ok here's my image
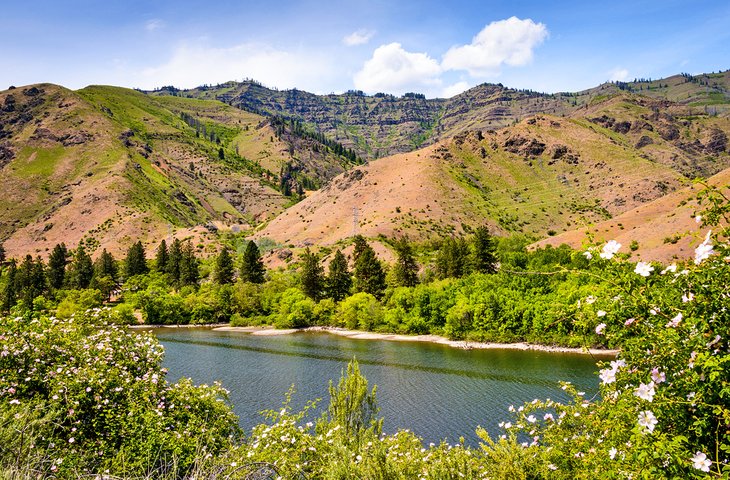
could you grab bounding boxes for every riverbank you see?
[212,325,619,356]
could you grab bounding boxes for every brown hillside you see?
[531,168,730,262]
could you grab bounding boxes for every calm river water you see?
[152,328,605,446]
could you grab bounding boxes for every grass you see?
[13,146,66,178]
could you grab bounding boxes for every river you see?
[152,327,605,446]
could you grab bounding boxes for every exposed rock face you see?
[635,136,654,149]
[503,135,545,157]
[705,129,727,154]
[0,142,14,168]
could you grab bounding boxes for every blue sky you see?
[2,0,729,97]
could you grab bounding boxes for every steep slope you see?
[532,167,730,262]
[0,84,354,257]
[256,113,712,247]
[157,70,729,162]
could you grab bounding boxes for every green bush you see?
[0,308,239,477]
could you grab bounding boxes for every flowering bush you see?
[0,307,239,477]
[495,186,730,478]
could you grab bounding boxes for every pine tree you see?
[69,245,94,289]
[94,249,117,279]
[180,241,199,286]
[240,240,265,283]
[0,242,5,263]
[167,239,182,284]
[354,242,386,299]
[17,255,46,306]
[214,248,235,284]
[327,249,352,301]
[392,236,419,287]
[436,237,471,279]
[1,260,17,312]
[47,243,68,289]
[352,235,369,263]
[91,249,118,300]
[300,247,325,300]
[472,226,498,274]
[155,240,169,272]
[125,241,148,277]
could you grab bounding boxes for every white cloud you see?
[441,81,470,98]
[442,17,548,77]
[609,67,629,81]
[353,42,442,94]
[343,29,375,46]
[139,42,335,91]
[145,19,165,32]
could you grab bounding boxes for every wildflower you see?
[595,323,606,335]
[610,359,626,370]
[660,264,677,274]
[695,215,702,224]
[634,261,654,277]
[637,410,658,433]
[691,452,711,472]
[665,313,682,328]
[600,240,621,259]
[650,368,666,384]
[634,382,655,402]
[624,318,635,326]
[585,295,596,304]
[680,292,695,303]
[694,230,714,264]
[583,251,593,260]
[526,415,537,423]
[599,367,617,384]
[609,447,617,460]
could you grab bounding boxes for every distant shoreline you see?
[211,325,619,357]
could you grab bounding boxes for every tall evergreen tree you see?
[214,248,235,284]
[392,236,419,287]
[91,249,118,300]
[0,242,5,264]
[436,237,471,279]
[326,249,352,301]
[354,242,386,299]
[300,247,325,300]
[155,240,169,272]
[240,240,266,284]
[180,241,199,286]
[47,243,68,289]
[1,259,17,312]
[167,239,183,284]
[94,249,117,279]
[352,235,369,263]
[125,241,148,277]
[17,255,46,307]
[69,245,94,289]
[472,226,499,274]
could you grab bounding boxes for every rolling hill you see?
[1,69,729,261]
[158,70,730,162]
[0,84,357,258]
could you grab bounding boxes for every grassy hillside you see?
[256,108,726,252]
[0,84,359,257]
[532,167,730,262]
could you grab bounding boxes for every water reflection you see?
[154,328,601,446]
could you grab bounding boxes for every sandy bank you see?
[212,325,618,356]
